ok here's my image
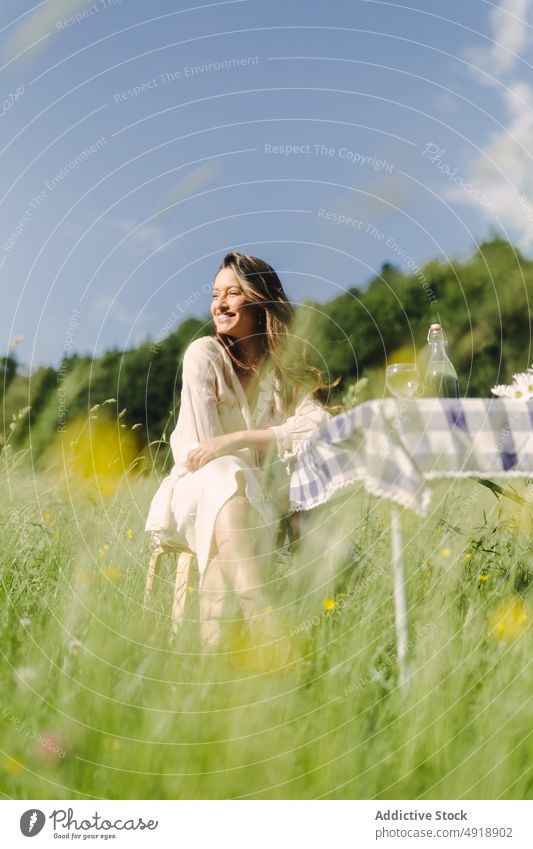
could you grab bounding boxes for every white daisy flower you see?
[492,368,533,399]
[491,384,512,397]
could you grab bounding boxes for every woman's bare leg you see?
[199,554,231,649]
[199,473,273,648]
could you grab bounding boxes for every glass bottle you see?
[424,323,460,398]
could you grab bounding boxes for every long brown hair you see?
[213,251,337,411]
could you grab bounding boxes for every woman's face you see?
[211,267,259,341]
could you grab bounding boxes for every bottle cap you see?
[427,323,446,343]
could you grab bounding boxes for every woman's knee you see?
[215,473,252,524]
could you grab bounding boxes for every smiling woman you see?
[145,251,334,650]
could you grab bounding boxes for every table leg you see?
[391,503,409,685]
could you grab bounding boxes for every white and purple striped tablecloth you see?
[289,398,533,515]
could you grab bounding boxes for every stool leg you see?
[144,545,165,606]
[171,551,195,634]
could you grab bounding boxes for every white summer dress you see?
[144,336,331,578]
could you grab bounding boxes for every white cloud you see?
[465,0,533,80]
[8,334,26,351]
[3,0,90,64]
[444,81,533,248]
[450,2,533,249]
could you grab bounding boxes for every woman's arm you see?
[170,338,225,467]
[188,390,331,471]
[187,428,275,472]
[179,338,278,471]
[267,391,331,461]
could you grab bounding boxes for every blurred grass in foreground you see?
[0,420,531,800]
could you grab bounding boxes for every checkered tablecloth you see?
[289,398,533,515]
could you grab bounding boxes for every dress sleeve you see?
[268,390,332,461]
[169,338,225,466]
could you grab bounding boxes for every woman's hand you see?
[186,429,277,472]
[186,434,240,472]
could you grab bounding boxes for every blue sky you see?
[1,0,532,370]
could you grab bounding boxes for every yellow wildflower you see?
[102,566,120,582]
[53,532,61,540]
[126,528,135,538]
[478,574,489,583]
[3,756,23,775]
[229,617,299,672]
[440,547,452,558]
[490,599,528,642]
[56,414,138,497]
[322,597,337,612]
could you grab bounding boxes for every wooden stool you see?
[144,543,198,634]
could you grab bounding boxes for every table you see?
[289,398,533,683]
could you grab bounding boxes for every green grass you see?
[0,452,531,800]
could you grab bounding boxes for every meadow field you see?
[0,415,531,800]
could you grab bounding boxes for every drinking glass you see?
[386,363,422,400]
